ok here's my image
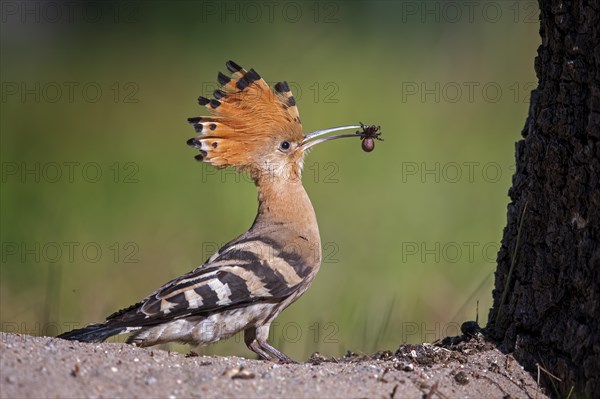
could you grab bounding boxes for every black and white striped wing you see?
[105,238,305,327]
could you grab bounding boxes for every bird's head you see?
[187,61,379,184]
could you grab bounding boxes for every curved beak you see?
[300,125,363,151]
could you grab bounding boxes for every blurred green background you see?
[1,1,539,360]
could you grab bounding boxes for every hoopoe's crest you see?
[187,60,305,180]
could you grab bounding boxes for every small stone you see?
[460,321,481,337]
[145,376,157,385]
[454,371,469,385]
[394,362,414,372]
[308,352,327,365]
[224,366,255,379]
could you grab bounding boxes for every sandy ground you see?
[0,332,548,398]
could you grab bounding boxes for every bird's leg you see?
[248,340,274,361]
[257,339,296,364]
[245,326,296,363]
[244,328,273,361]
[255,325,296,364]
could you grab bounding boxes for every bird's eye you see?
[280,141,291,151]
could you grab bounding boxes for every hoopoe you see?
[58,61,380,362]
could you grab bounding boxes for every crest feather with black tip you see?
[187,61,303,171]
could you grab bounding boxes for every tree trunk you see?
[486,0,599,397]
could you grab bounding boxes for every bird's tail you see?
[57,324,127,342]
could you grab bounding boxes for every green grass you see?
[1,1,540,360]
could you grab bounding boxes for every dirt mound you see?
[0,332,547,398]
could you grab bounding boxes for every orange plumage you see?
[187,61,304,180]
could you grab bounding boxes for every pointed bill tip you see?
[300,123,382,152]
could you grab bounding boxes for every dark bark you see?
[486,0,599,397]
